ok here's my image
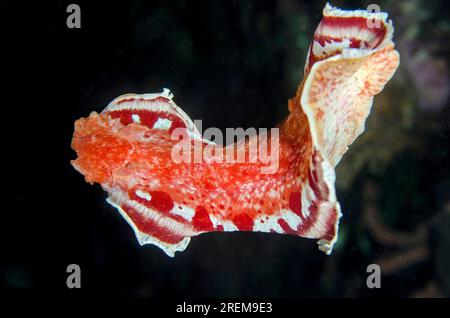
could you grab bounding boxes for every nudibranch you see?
[71,4,399,256]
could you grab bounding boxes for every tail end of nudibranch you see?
[301,3,400,167]
[295,3,399,253]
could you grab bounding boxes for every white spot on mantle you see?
[132,114,141,123]
[135,190,152,201]
[153,118,172,130]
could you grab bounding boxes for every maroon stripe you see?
[128,189,190,224]
[322,205,339,242]
[289,191,302,218]
[277,219,297,235]
[116,96,170,105]
[232,213,254,231]
[322,16,387,49]
[192,206,215,232]
[108,109,186,133]
[121,204,186,244]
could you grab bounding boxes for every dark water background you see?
[1,0,449,298]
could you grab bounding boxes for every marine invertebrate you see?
[71,4,399,256]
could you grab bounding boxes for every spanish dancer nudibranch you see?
[71,4,400,257]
